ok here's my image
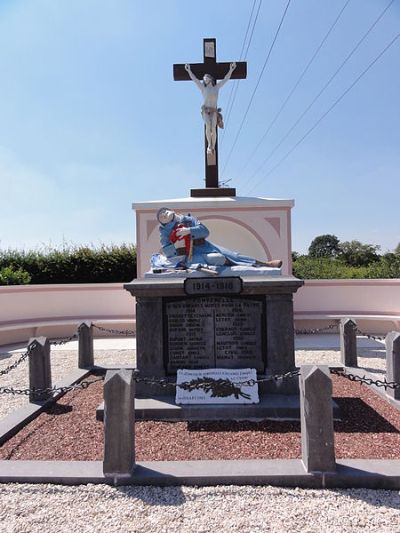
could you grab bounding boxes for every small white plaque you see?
[176,368,259,404]
[204,41,215,58]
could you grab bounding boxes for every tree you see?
[338,240,380,267]
[308,234,340,258]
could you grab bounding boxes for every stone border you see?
[0,363,399,489]
[0,459,399,489]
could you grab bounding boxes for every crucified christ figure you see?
[185,62,236,154]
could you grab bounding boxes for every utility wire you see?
[221,0,257,145]
[246,31,400,195]
[244,0,395,190]
[221,0,292,177]
[221,0,263,146]
[239,0,352,183]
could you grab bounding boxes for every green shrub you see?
[365,253,400,279]
[293,254,400,280]
[293,256,370,279]
[0,244,136,284]
[0,266,31,285]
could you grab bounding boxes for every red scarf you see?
[169,224,191,255]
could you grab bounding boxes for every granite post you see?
[340,318,358,367]
[78,321,94,369]
[300,365,336,473]
[103,369,136,483]
[386,331,400,400]
[264,293,298,394]
[28,337,52,403]
[135,296,168,396]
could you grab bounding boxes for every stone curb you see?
[0,459,399,489]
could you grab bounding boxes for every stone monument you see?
[124,38,304,417]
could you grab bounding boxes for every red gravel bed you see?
[0,375,399,461]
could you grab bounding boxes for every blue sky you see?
[0,0,399,253]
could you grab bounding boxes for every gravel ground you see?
[0,336,398,532]
[0,483,399,533]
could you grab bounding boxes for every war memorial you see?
[0,38,398,492]
[124,38,304,413]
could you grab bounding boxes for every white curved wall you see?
[0,279,399,345]
[0,283,135,345]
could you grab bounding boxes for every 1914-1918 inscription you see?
[166,296,264,373]
[184,277,242,295]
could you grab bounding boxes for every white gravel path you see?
[0,335,398,532]
[0,483,399,533]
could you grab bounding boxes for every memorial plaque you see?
[166,296,264,373]
[176,368,259,404]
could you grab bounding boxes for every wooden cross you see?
[173,38,247,197]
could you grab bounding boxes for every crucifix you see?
[173,38,247,197]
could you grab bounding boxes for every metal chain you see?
[295,322,339,335]
[92,324,135,336]
[1,365,399,399]
[330,368,400,390]
[0,346,33,377]
[355,328,386,342]
[0,376,104,397]
[49,333,79,346]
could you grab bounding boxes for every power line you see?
[243,0,395,190]
[246,31,400,195]
[221,0,263,146]
[238,0,352,184]
[220,0,257,146]
[221,0,292,177]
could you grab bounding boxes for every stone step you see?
[96,395,340,422]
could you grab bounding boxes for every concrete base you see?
[96,395,341,422]
[0,459,399,489]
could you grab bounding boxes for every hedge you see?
[0,245,136,284]
[1,245,398,285]
[292,255,400,280]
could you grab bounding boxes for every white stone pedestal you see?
[133,196,294,277]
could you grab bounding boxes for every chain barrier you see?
[355,328,386,342]
[0,322,132,382]
[0,364,399,399]
[49,333,79,346]
[295,322,339,335]
[0,369,301,398]
[92,324,135,336]
[0,376,104,398]
[0,334,79,379]
[330,368,400,390]
[0,346,33,377]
